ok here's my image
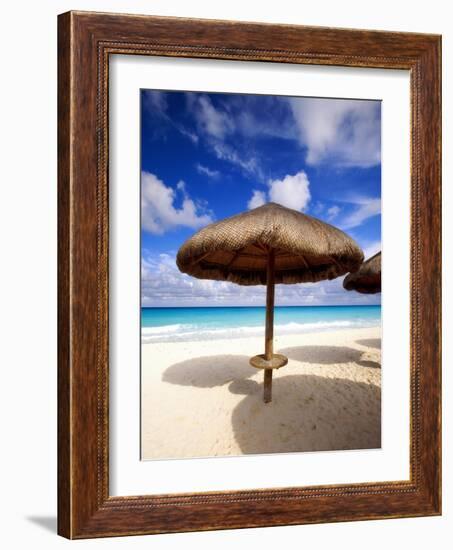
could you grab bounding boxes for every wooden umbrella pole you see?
[263,248,275,403]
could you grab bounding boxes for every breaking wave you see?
[141,319,378,344]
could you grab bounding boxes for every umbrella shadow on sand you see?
[278,345,381,369]
[356,338,381,350]
[162,355,253,388]
[231,374,381,454]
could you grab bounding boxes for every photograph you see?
[140,89,382,460]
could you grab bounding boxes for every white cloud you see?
[141,171,213,234]
[141,251,380,307]
[233,99,297,141]
[247,171,311,212]
[248,190,267,209]
[177,126,199,144]
[143,90,199,144]
[268,171,311,211]
[212,142,263,180]
[327,205,341,221]
[362,240,381,260]
[195,163,220,178]
[143,90,168,112]
[289,98,381,167]
[311,201,325,216]
[339,196,381,230]
[175,180,189,197]
[141,252,265,307]
[186,94,264,180]
[193,95,234,139]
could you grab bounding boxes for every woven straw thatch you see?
[343,251,381,294]
[176,202,364,285]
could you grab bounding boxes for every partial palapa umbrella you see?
[343,251,381,294]
[176,202,364,403]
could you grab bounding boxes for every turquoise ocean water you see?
[141,305,381,343]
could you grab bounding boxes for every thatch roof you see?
[176,202,364,286]
[343,251,381,294]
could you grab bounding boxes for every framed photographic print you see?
[58,11,441,538]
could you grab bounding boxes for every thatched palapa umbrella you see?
[176,202,364,403]
[343,251,381,294]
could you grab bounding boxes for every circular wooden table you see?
[249,354,288,370]
[249,353,288,403]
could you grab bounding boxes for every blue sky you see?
[141,90,381,307]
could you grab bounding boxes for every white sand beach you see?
[141,326,381,459]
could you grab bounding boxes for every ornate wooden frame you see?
[58,11,441,539]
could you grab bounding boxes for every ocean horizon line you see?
[141,304,381,310]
